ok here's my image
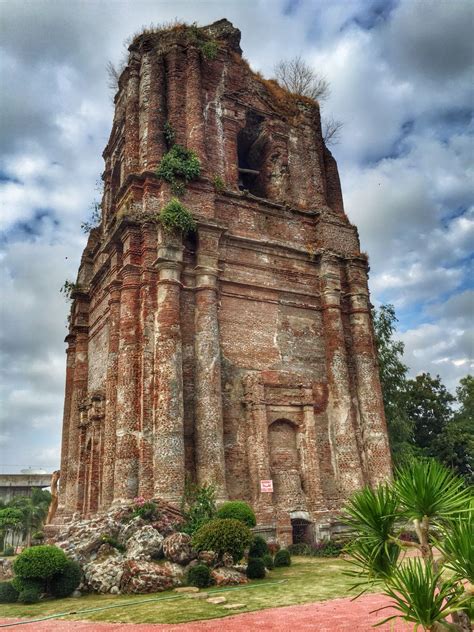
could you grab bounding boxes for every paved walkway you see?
[0,594,411,631]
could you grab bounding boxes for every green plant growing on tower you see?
[158,199,196,236]
[156,145,201,196]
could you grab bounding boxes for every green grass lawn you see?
[1,557,378,625]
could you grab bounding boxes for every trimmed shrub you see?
[11,577,43,593]
[187,564,211,588]
[13,545,68,580]
[263,553,274,570]
[248,535,269,558]
[246,557,266,579]
[3,546,15,557]
[274,549,291,567]
[50,559,81,598]
[216,501,256,528]
[288,541,343,558]
[0,581,19,603]
[288,543,311,556]
[18,587,40,604]
[192,518,252,563]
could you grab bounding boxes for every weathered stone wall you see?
[56,19,392,543]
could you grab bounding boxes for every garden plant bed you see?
[0,557,384,626]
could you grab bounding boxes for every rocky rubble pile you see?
[51,501,247,594]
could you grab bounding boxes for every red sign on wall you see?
[260,479,273,493]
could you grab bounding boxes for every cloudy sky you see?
[0,0,473,473]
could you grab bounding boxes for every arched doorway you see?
[291,518,312,544]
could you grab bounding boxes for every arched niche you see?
[268,419,306,511]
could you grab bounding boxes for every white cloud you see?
[0,0,472,472]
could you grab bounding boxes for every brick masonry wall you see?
[56,19,392,542]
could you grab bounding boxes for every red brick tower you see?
[56,19,392,544]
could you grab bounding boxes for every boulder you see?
[118,516,146,544]
[197,550,218,567]
[120,560,182,594]
[221,552,233,567]
[211,567,248,586]
[125,526,163,561]
[83,549,125,594]
[162,532,196,565]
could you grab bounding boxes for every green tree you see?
[406,373,455,454]
[432,375,474,483]
[0,508,23,550]
[372,304,414,465]
[6,489,51,546]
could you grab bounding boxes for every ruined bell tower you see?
[56,19,392,544]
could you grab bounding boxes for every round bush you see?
[50,559,81,598]
[13,545,68,580]
[18,587,40,604]
[274,549,291,567]
[248,535,269,558]
[246,557,266,579]
[187,564,212,588]
[192,518,252,563]
[263,553,274,570]
[216,501,256,528]
[0,581,19,603]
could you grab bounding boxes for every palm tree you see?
[344,459,473,631]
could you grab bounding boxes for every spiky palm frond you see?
[343,485,401,582]
[436,508,474,583]
[374,558,470,628]
[394,459,471,522]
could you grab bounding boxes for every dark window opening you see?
[237,111,268,197]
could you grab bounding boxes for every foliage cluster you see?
[81,201,102,234]
[274,549,291,567]
[187,23,220,60]
[163,121,175,148]
[216,501,256,528]
[344,458,473,630]
[156,145,201,196]
[262,553,274,570]
[373,304,473,482]
[131,497,160,522]
[60,280,78,303]
[192,518,252,563]
[0,489,51,552]
[212,175,225,192]
[0,582,19,603]
[6,546,80,604]
[18,587,40,604]
[248,535,269,558]
[13,545,68,580]
[246,557,266,579]
[100,533,126,553]
[287,541,343,558]
[180,482,216,536]
[158,199,196,236]
[187,563,212,588]
[49,560,82,599]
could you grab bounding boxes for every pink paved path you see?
[0,594,411,631]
